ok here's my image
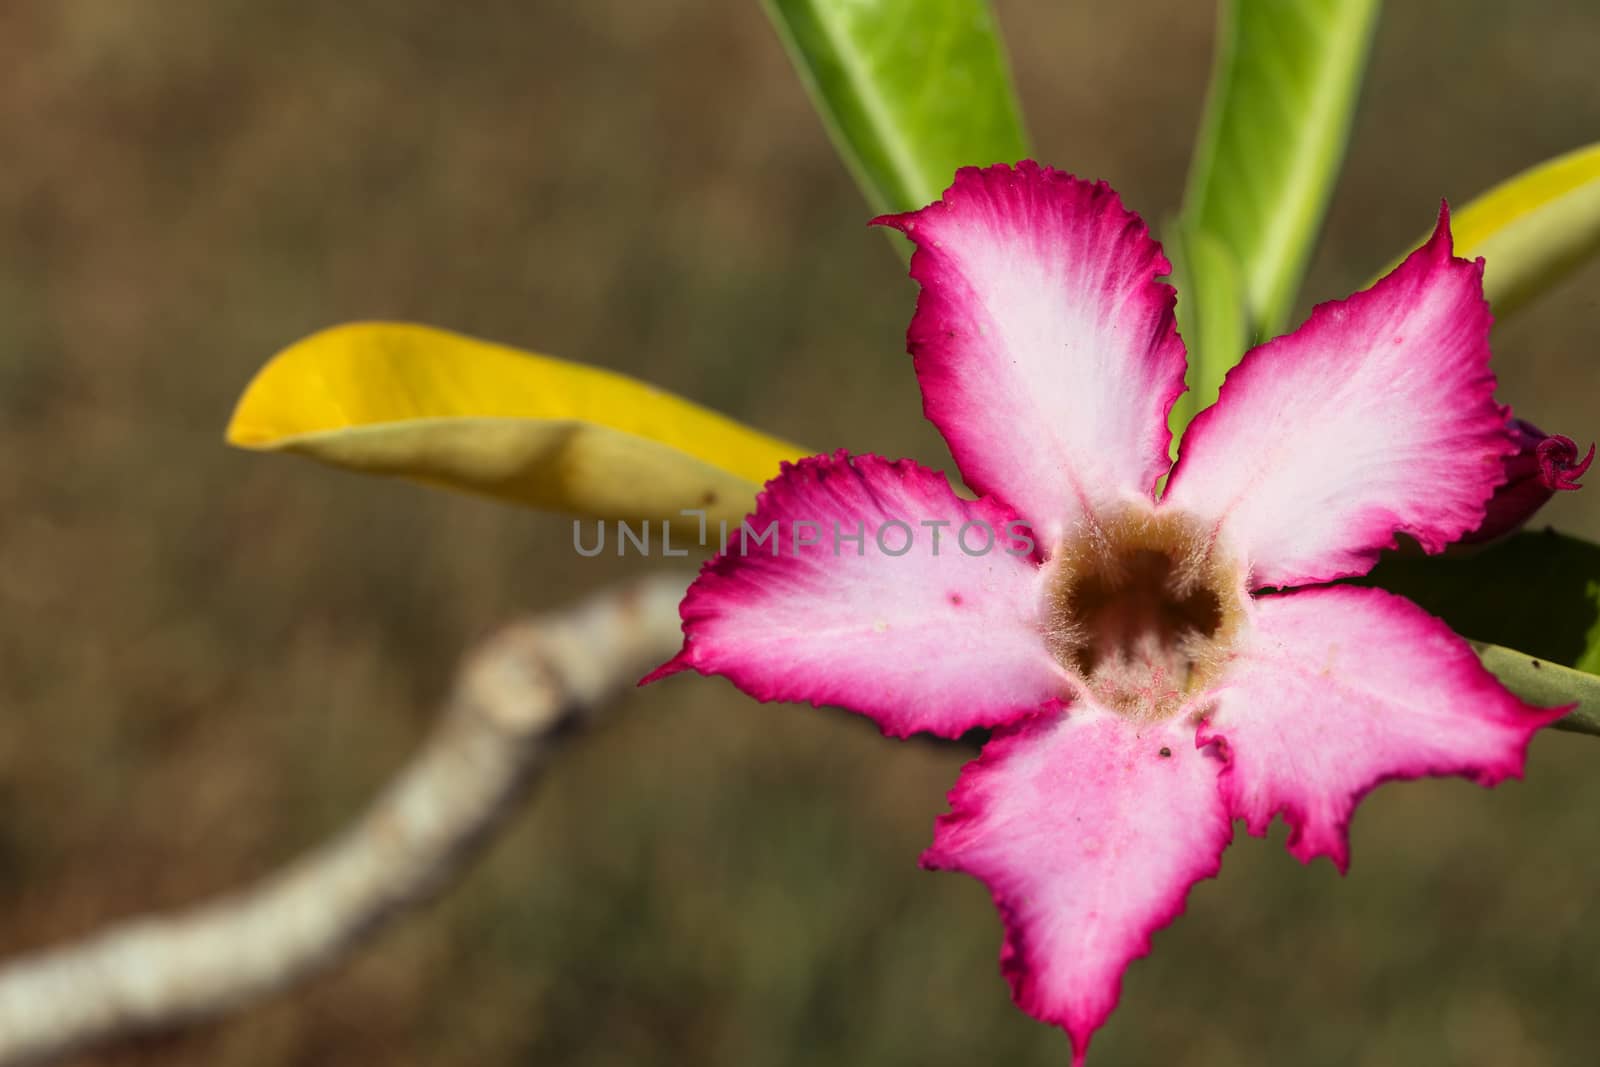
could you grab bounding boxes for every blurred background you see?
[0,1,1596,1064]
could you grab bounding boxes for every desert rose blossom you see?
[646,161,1567,1064]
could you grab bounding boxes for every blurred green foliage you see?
[763,0,1028,215]
[1180,0,1380,349]
[0,2,1597,1065]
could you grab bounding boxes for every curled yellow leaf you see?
[1455,141,1600,316]
[1381,141,1600,317]
[227,322,806,529]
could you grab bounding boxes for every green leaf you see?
[1470,643,1600,739]
[762,0,1029,217]
[1362,529,1600,674]
[1376,141,1600,318]
[1166,221,1249,437]
[1181,0,1380,345]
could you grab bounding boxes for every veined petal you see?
[647,450,1065,739]
[1197,585,1563,871]
[924,707,1231,1064]
[874,162,1189,548]
[1164,209,1513,589]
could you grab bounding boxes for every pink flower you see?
[645,161,1566,1063]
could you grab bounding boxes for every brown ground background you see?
[0,1,1597,1064]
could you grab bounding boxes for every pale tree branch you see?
[0,572,689,1067]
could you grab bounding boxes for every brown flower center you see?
[1044,507,1244,722]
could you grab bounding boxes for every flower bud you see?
[1461,417,1593,544]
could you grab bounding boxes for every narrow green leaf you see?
[1376,141,1600,318]
[762,0,1029,216]
[1181,0,1380,343]
[1166,222,1249,437]
[1471,643,1600,739]
[1361,529,1600,675]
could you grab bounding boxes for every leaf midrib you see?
[807,0,931,210]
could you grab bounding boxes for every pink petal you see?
[1164,208,1514,588]
[873,162,1188,547]
[646,450,1066,739]
[924,706,1231,1064]
[1197,585,1564,872]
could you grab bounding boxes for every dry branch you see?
[0,573,688,1066]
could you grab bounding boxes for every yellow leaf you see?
[227,322,807,529]
[1381,141,1600,316]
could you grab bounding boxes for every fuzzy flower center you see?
[1045,507,1243,721]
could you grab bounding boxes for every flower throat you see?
[1045,507,1243,722]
